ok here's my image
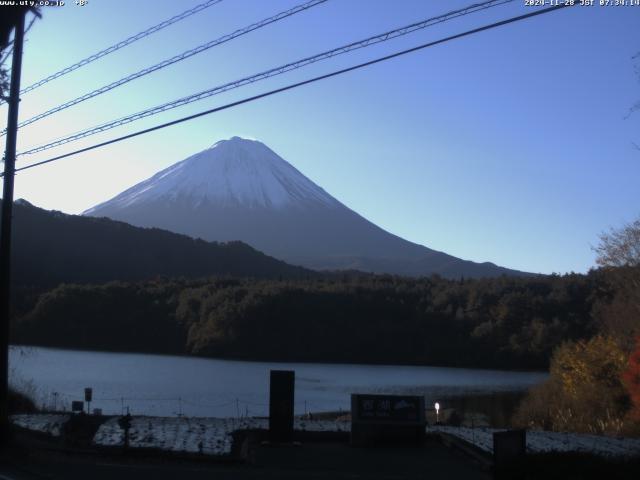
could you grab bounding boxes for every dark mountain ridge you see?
[4,199,310,288]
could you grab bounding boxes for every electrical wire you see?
[7,3,573,175]
[0,0,225,104]
[16,0,514,154]
[4,0,328,134]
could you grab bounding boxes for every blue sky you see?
[1,0,639,274]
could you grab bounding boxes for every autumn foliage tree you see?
[514,335,629,434]
[623,336,640,421]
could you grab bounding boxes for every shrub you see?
[514,336,630,434]
[8,387,37,414]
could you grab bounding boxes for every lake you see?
[9,346,547,418]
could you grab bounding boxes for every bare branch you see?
[595,218,640,268]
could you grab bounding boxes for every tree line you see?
[13,270,609,370]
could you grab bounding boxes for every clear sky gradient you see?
[1,0,639,274]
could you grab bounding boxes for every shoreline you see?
[9,343,549,374]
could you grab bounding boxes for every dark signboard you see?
[351,394,425,447]
[269,370,295,442]
[84,387,92,402]
[352,394,424,423]
[71,401,84,412]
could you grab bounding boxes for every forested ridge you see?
[6,199,311,288]
[13,270,611,370]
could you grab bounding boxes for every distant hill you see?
[5,199,310,288]
[85,136,532,279]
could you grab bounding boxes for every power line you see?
[0,0,225,105]
[4,0,328,135]
[16,0,512,151]
[17,0,515,155]
[9,3,574,176]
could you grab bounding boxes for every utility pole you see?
[0,10,26,447]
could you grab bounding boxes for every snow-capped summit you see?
[85,136,337,213]
[84,137,528,278]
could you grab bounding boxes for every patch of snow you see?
[92,416,350,456]
[16,413,638,459]
[93,417,268,456]
[294,417,350,432]
[10,414,69,437]
[428,426,640,458]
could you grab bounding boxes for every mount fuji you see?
[84,136,528,278]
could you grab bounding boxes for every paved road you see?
[1,440,490,480]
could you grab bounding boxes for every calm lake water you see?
[9,346,547,418]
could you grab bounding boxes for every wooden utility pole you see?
[0,10,26,446]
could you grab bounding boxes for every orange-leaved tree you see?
[514,335,629,434]
[623,336,640,420]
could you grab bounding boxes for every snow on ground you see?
[92,416,349,456]
[12,414,640,459]
[428,426,640,458]
[10,414,69,437]
[93,417,265,455]
[294,417,350,432]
